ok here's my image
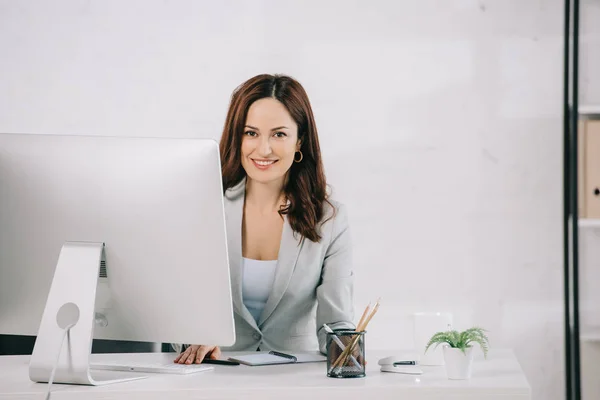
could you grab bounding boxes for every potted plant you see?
[424,327,489,380]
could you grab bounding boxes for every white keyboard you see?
[91,362,214,375]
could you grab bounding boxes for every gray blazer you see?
[221,178,355,354]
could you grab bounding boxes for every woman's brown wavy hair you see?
[219,74,332,242]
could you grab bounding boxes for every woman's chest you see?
[242,211,284,260]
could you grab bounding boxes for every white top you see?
[241,257,277,323]
[0,349,531,399]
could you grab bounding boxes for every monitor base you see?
[28,242,140,386]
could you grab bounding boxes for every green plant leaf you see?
[424,326,490,359]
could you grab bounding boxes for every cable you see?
[45,323,75,400]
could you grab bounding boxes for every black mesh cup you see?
[326,330,366,378]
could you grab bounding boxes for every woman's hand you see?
[174,345,221,364]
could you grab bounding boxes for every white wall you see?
[2,1,597,399]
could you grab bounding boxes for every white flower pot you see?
[442,346,474,380]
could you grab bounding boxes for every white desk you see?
[0,349,530,400]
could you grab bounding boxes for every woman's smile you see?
[251,158,279,170]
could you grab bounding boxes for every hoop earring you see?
[294,151,303,163]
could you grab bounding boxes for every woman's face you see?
[241,97,301,186]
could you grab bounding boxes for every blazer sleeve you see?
[316,203,356,354]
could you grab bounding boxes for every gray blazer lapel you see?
[258,215,304,326]
[224,179,258,330]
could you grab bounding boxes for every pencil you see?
[332,299,380,368]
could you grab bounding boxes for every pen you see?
[202,359,240,366]
[268,351,297,362]
[322,324,362,370]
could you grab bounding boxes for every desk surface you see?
[0,349,530,400]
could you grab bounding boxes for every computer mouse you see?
[380,365,423,375]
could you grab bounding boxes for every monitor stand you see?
[29,241,146,385]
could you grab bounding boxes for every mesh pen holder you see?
[326,330,366,378]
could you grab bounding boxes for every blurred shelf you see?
[581,327,600,342]
[579,219,600,228]
[579,105,600,117]
[581,335,600,342]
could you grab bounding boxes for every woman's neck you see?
[244,177,286,214]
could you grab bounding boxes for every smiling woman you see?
[219,74,331,242]
[174,74,356,365]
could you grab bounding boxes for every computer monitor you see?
[0,133,235,385]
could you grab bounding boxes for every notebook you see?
[227,351,326,366]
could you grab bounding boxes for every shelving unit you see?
[578,105,600,117]
[581,330,600,343]
[579,219,600,228]
[578,107,600,220]
[578,106,600,399]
